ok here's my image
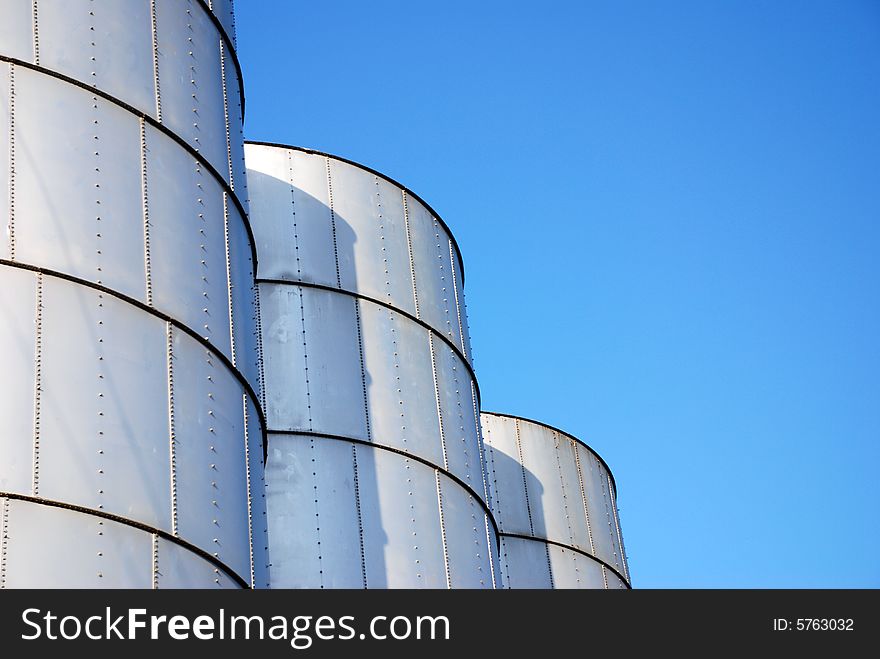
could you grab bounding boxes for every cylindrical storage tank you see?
[481,413,630,589]
[0,0,267,588]
[245,143,499,588]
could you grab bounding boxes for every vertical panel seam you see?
[388,310,406,451]
[351,445,367,588]
[554,432,577,548]
[553,431,579,585]
[402,191,420,317]
[448,239,467,361]
[149,0,162,121]
[353,301,371,440]
[140,119,153,305]
[297,286,313,430]
[166,322,179,536]
[608,471,629,583]
[242,395,255,588]
[32,273,42,496]
[229,0,237,47]
[325,157,341,288]
[185,2,201,156]
[31,1,39,66]
[219,40,234,189]
[151,533,159,589]
[309,434,324,589]
[7,64,14,261]
[544,542,554,589]
[450,345,470,487]
[374,176,392,303]
[222,194,236,365]
[573,441,596,556]
[428,333,448,471]
[608,472,629,582]
[598,456,620,572]
[474,386,491,506]
[0,497,8,588]
[514,419,534,536]
[435,471,451,589]
[499,535,511,590]
[252,285,266,412]
[484,514,497,589]
[434,218,454,344]
[287,151,301,276]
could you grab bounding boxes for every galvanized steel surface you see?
[266,433,499,589]
[0,0,265,588]
[247,143,497,588]
[481,412,630,589]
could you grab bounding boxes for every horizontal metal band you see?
[245,141,467,284]
[481,411,619,496]
[0,491,249,589]
[256,278,480,405]
[193,0,245,117]
[0,55,258,274]
[0,259,267,464]
[269,429,500,548]
[499,532,631,589]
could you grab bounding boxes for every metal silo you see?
[0,0,267,588]
[481,412,630,589]
[245,143,499,588]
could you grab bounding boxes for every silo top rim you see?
[480,411,619,496]
[244,141,467,285]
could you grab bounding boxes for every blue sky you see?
[236,1,880,588]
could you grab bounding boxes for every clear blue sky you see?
[236,1,880,588]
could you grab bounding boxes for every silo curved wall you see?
[481,413,630,589]
[246,143,498,588]
[0,1,266,588]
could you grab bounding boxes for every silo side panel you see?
[438,472,493,588]
[374,176,416,315]
[288,150,337,288]
[300,286,368,440]
[0,268,36,493]
[154,0,228,184]
[499,535,551,589]
[2,498,151,588]
[170,328,250,582]
[0,1,33,62]
[434,338,483,498]
[327,158,383,297]
[359,301,442,464]
[357,446,446,588]
[13,69,145,302]
[259,283,310,431]
[156,536,239,589]
[37,0,155,118]
[482,414,531,535]
[38,278,171,530]
[265,433,364,589]
[146,124,233,359]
